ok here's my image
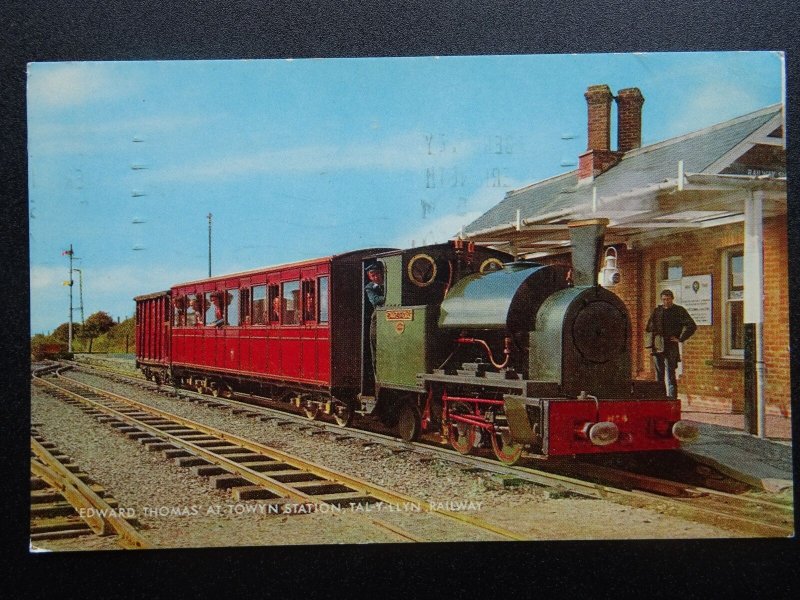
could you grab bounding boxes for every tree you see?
[82,311,116,352]
[52,322,82,343]
[84,311,115,335]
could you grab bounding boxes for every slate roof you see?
[464,104,782,235]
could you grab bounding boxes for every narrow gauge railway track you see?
[33,370,528,543]
[65,360,697,495]
[63,362,795,537]
[30,429,150,549]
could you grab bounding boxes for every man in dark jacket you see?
[645,289,697,399]
[364,263,385,391]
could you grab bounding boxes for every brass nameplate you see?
[385,309,413,321]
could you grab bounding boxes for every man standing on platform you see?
[645,289,697,399]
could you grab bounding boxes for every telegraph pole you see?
[208,212,212,277]
[64,244,74,352]
[74,268,85,332]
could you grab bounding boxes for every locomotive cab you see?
[358,242,512,435]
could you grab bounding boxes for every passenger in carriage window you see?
[173,296,187,326]
[272,295,283,323]
[303,280,316,322]
[267,285,280,324]
[304,292,315,322]
[186,294,203,326]
[209,292,225,327]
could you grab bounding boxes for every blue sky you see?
[28,52,784,334]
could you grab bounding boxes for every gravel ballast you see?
[30,369,743,550]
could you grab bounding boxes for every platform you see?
[681,411,794,493]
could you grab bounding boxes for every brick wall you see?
[636,215,790,416]
[533,215,790,416]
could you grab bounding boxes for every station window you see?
[240,288,251,326]
[186,294,202,326]
[318,276,329,323]
[282,281,301,325]
[268,285,280,323]
[656,257,683,303]
[302,280,316,322]
[226,289,240,326]
[251,285,267,325]
[723,247,744,358]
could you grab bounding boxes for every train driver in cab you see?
[364,262,384,382]
[364,262,385,307]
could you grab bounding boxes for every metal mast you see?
[66,244,74,352]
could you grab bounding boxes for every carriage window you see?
[240,288,251,326]
[268,285,280,323]
[205,292,224,326]
[172,296,187,326]
[251,285,267,325]
[282,281,301,325]
[186,294,202,326]
[226,289,240,326]
[302,280,316,322]
[318,276,329,323]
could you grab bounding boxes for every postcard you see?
[28,52,792,551]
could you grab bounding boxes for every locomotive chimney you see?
[568,218,609,287]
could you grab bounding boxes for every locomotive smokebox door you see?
[530,286,631,398]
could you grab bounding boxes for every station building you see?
[462,85,788,422]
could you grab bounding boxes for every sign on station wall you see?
[681,274,712,325]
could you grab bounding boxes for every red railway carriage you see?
[136,249,393,420]
[134,290,171,382]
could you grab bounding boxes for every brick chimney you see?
[585,84,613,151]
[616,87,644,152]
[578,84,623,181]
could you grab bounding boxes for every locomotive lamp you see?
[598,247,621,286]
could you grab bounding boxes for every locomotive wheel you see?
[333,402,354,427]
[490,430,523,465]
[396,403,421,442]
[448,403,476,455]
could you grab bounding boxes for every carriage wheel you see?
[220,384,234,399]
[490,429,523,465]
[396,403,421,442]
[333,401,354,427]
[448,402,477,455]
[303,401,320,420]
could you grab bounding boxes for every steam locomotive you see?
[135,218,697,464]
